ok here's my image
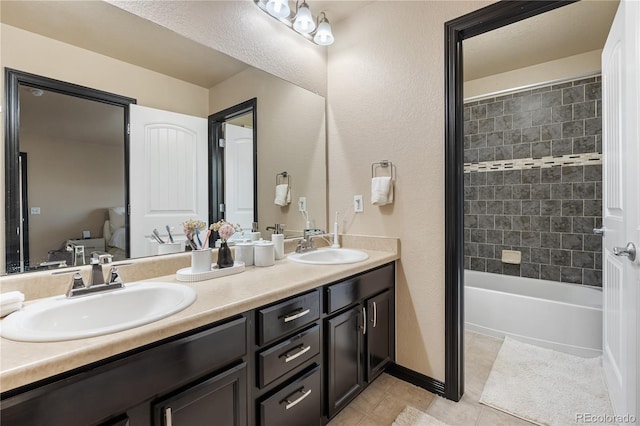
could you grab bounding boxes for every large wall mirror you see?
[1,0,327,274]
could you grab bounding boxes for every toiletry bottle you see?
[250,222,261,241]
[272,224,285,260]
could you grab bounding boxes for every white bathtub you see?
[465,270,603,358]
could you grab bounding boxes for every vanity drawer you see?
[257,324,320,388]
[257,289,320,345]
[326,263,394,314]
[259,365,321,426]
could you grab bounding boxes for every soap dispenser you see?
[250,222,261,241]
[271,224,285,260]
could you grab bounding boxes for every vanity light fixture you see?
[254,0,335,46]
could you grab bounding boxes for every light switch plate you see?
[30,207,41,215]
[354,195,363,213]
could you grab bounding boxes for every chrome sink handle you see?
[66,273,86,298]
[613,242,637,261]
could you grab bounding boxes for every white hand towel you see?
[0,291,25,317]
[371,176,394,206]
[274,184,290,206]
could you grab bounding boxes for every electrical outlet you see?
[30,207,41,215]
[354,195,363,213]
[298,197,307,212]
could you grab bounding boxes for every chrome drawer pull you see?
[283,388,312,410]
[165,407,173,426]
[283,308,310,323]
[372,301,377,328]
[361,306,367,335]
[283,345,311,363]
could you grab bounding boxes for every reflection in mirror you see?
[209,99,258,238]
[1,0,327,275]
[4,69,133,275]
[18,86,126,272]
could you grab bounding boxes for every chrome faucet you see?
[295,229,325,253]
[66,254,125,298]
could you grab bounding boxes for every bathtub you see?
[465,270,602,358]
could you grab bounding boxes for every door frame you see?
[18,152,30,269]
[4,69,136,271]
[443,0,578,401]
[208,98,258,226]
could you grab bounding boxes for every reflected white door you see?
[602,0,639,422]
[129,105,208,257]
[223,123,254,234]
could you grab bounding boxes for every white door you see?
[129,105,208,257]
[223,123,254,235]
[602,0,639,422]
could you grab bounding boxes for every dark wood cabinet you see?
[153,362,247,426]
[0,316,248,426]
[1,262,395,426]
[325,263,395,419]
[326,306,364,418]
[366,289,393,382]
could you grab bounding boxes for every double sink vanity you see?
[0,236,398,425]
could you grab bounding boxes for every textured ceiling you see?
[1,0,249,88]
[2,1,619,90]
[0,0,372,90]
[464,0,619,81]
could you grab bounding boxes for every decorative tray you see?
[176,261,245,282]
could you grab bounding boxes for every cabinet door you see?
[326,306,364,418]
[154,362,247,426]
[366,290,393,382]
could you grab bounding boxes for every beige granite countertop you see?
[0,236,398,393]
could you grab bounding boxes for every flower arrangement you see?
[209,220,242,242]
[183,219,207,250]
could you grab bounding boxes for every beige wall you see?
[20,135,124,265]
[209,67,327,235]
[464,49,603,99]
[0,23,210,273]
[327,1,493,382]
[1,24,209,116]
[107,0,328,97]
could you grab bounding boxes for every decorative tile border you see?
[464,152,602,173]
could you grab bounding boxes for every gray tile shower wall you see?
[463,76,603,286]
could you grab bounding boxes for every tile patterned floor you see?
[327,330,536,426]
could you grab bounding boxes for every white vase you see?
[191,249,212,273]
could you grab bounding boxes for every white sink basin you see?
[0,282,196,342]
[287,248,369,265]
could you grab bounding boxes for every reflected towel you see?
[371,176,393,206]
[1,291,25,317]
[274,184,291,206]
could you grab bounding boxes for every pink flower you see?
[218,223,236,241]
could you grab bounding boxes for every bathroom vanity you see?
[0,242,397,426]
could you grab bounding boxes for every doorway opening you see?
[208,98,258,234]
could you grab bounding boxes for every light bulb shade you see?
[313,18,334,45]
[293,2,315,34]
[266,0,290,19]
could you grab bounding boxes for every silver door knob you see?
[613,242,637,261]
[593,227,605,235]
